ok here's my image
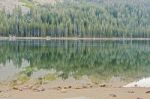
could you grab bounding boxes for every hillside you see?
[0,0,150,37]
[0,0,149,13]
[0,0,62,12]
[0,0,19,11]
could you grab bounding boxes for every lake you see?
[0,40,150,82]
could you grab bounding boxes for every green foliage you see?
[0,0,150,37]
[22,66,36,76]
[43,74,57,81]
[16,74,30,84]
[19,0,34,8]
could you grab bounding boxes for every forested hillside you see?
[0,0,150,37]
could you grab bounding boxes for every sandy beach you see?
[0,78,150,99]
[0,85,150,99]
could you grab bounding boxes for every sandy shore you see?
[1,85,150,99]
[0,79,150,99]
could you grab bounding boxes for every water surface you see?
[0,40,150,82]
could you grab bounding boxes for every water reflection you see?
[0,60,29,81]
[0,40,150,81]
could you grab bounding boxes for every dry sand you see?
[0,86,150,99]
[0,80,150,99]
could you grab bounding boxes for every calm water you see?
[0,40,150,81]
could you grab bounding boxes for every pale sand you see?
[0,87,150,99]
[124,77,150,88]
[0,81,150,99]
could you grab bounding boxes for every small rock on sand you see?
[33,87,45,92]
[137,97,143,99]
[75,86,83,89]
[109,94,117,97]
[63,96,89,99]
[128,91,135,93]
[99,84,106,87]
[145,91,150,93]
[12,86,23,91]
[64,86,72,89]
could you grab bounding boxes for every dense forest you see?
[0,0,150,37]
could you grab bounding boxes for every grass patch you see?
[43,74,57,81]
[19,0,34,8]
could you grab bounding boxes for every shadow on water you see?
[0,40,150,82]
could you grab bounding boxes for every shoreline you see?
[0,37,150,41]
[0,79,150,99]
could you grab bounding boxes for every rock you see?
[82,85,88,89]
[38,77,43,85]
[55,86,62,90]
[87,83,91,86]
[128,91,135,93]
[21,86,30,90]
[12,86,22,91]
[64,87,68,89]
[68,86,72,89]
[134,84,138,87]
[145,91,150,93]
[63,96,89,99]
[75,86,82,89]
[137,97,143,99]
[33,87,45,92]
[64,86,72,89]
[100,84,106,87]
[109,94,117,97]
[89,85,93,88]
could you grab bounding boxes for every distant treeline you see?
[0,0,150,37]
